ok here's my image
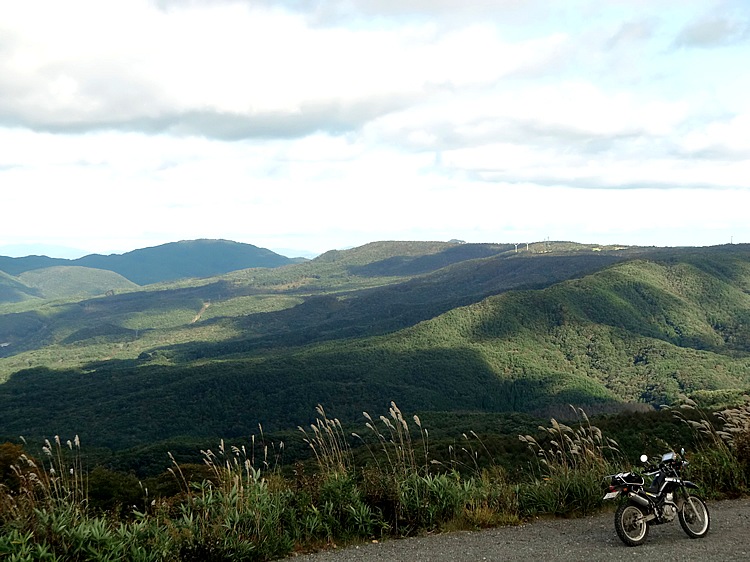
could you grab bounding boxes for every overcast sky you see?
[1,0,749,258]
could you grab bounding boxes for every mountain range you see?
[0,239,300,290]
[1,239,749,457]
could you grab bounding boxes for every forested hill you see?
[0,240,749,451]
[0,239,299,285]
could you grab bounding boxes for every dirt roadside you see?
[283,497,750,561]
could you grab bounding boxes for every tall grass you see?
[356,401,431,478]
[672,396,750,498]
[164,433,315,560]
[517,407,621,516]
[302,401,463,537]
[299,404,352,477]
[714,397,750,469]
[0,434,172,561]
[1,435,86,526]
[3,401,748,560]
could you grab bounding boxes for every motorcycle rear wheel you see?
[679,494,710,538]
[615,502,649,546]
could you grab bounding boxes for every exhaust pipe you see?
[628,492,651,508]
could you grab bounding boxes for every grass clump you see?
[302,401,469,537]
[517,407,621,517]
[672,396,750,498]
[0,435,172,561]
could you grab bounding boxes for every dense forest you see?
[1,240,749,464]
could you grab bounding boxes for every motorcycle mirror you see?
[639,454,648,463]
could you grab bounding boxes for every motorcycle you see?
[603,449,710,546]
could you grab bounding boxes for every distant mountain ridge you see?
[0,239,300,285]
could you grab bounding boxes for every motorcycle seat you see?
[614,472,644,486]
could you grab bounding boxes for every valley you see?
[1,239,749,455]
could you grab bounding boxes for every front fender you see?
[682,480,700,490]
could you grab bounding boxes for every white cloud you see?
[675,11,750,48]
[0,2,574,137]
[1,0,749,256]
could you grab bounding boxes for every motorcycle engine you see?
[662,503,677,521]
[660,493,678,522]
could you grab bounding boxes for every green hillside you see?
[1,241,749,450]
[18,266,138,300]
[0,270,40,303]
[0,241,625,375]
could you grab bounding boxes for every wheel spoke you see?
[615,502,650,545]
[688,498,701,520]
[679,495,709,538]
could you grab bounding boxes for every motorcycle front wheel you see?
[614,502,649,546]
[679,495,710,538]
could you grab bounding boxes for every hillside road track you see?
[283,498,750,561]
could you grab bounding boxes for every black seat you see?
[615,472,644,486]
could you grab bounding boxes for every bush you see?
[395,471,468,535]
[461,466,519,528]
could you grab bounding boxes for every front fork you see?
[677,487,702,519]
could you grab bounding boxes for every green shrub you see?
[318,473,380,539]
[517,465,606,517]
[0,528,60,562]
[461,466,520,528]
[404,472,465,533]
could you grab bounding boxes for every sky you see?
[1,0,749,259]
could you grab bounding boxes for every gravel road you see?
[283,498,750,561]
